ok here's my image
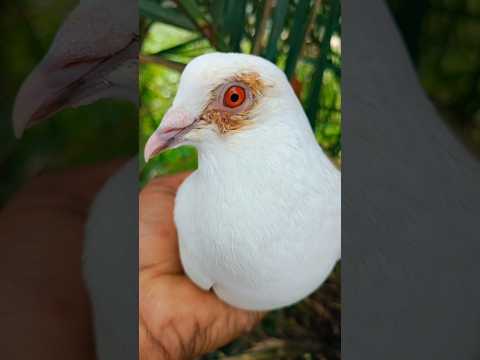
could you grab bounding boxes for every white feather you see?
[172,53,341,310]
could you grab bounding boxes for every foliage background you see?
[139,1,341,358]
[139,0,342,188]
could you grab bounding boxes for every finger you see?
[140,273,264,358]
[139,172,190,272]
[150,172,191,192]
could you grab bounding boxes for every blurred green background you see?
[139,0,342,188]
[139,1,341,359]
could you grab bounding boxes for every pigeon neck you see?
[195,116,326,178]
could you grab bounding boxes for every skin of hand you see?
[0,160,125,360]
[139,173,264,360]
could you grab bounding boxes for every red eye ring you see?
[223,86,246,108]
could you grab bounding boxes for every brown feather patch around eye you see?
[200,72,266,134]
[201,110,250,134]
[233,72,265,96]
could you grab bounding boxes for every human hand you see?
[139,173,263,359]
[0,160,125,359]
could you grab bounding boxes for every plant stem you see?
[305,0,340,129]
[139,54,186,72]
[252,0,274,55]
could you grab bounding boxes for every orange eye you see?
[223,86,246,108]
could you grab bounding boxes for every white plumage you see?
[145,53,341,310]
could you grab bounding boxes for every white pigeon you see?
[144,52,341,311]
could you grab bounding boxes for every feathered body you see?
[165,53,341,310]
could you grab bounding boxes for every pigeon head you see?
[144,52,304,161]
[12,0,138,138]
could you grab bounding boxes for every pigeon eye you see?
[224,86,246,108]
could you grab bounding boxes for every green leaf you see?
[284,0,311,79]
[252,0,274,54]
[264,0,289,62]
[254,0,266,39]
[177,0,229,51]
[151,36,212,65]
[327,60,341,79]
[305,0,341,129]
[139,0,196,31]
[151,36,204,56]
[210,0,227,36]
[224,0,247,52]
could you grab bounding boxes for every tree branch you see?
[139,54,186,72]
[252,0,274,55]
[299,0,323,58]
[174,0,228,51]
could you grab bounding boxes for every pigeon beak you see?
[144,108,197,162]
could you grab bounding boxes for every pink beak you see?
[144,108,197,162]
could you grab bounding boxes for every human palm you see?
[139,173,263,359]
